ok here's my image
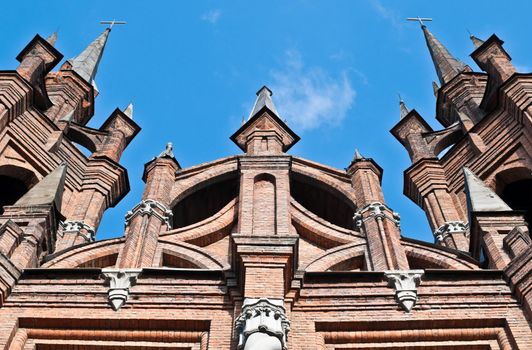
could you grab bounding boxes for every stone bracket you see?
[60,220,96,242]
[101,268,142,311]
[235,298,291,350]
[124,199,173,229]
[384,270,424,312]
[353,202,401,229]
[433,221,467,244]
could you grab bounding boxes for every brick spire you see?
[463,167,511,213]
[421,25,466,85]
[14,163,67,211]
[67,28,110,88]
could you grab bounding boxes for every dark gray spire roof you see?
[123,102,133,119]
[15,163,67,210]
[421,25,466,85]
[249,86,280,119]
[399,97,410,119]
[432,81,440,96]
[469,34,485,49]
[353,148,364,161]
[67,28,110,88]
[47,32,58,47]
[463,167,511,213]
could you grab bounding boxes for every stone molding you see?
[235,298,290,350]
[353,202,401,229]
[124,199,173,229]
[384,270,424,312]
[101,268,142,311]
[433,221,467,243]
[60,220,95,242]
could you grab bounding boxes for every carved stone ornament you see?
[235,298,291,350]
[433,221,467,243]
[384,270,424,312]
[124,199,173,229]
[101,268,142,311]
[353,202,401,228]
[60,220,96,242]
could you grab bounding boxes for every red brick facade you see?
[0,26,530,350]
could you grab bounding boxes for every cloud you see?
[370,0,403,29]
[269,50,356,131]
[201,9,222,24]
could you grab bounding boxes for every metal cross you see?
[406,17,433,26]
[100,20,127,29]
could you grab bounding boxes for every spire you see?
[469,34,485,49]
[432,81,440,96]
[14,163,67,210]
[157,142,175,159]
[123,102,133,119]
[67,28,111,87]
[46,32,58,47]
[420,24,466,85]
[399,95,410,119]
[249,86,280,119]
[59,109,75,122]
[352,148,364,162]
[463,167,511,213]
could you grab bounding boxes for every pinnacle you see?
[46,32,58,46]
[399,96,410,119]
[123,102,133,119]
[248,85,280,120]
[463,167,511,213]
[469,34,485,49]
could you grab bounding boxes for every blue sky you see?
[1,1,530,242]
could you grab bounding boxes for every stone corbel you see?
[124,199,173,229]
[60,220,96,242]
[433,221,467,244]
[353,202,401,229]
[384,270,424,312]
[235,298,291,350]
[101,268,142,311]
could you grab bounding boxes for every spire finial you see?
[248,85,280,120]
[100,20,127,30]
[408,18,466,85]
[399,94,410,119]
[432,81,440,96]
[158,142,175,159]
[468,31,485,49]
[123,102,133,119]
[406,17,433,27]
[353,148,364,162]
[46,32,58,46]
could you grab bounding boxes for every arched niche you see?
[290,172,356,230]
[496,167,532,229]
[0,165,39,214]
[172,174,239,228]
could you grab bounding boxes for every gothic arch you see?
[402,239,479,270]
[156,240,230,270]
[0,164,39,214]
[42,238,124,268]
[304,242,367,272]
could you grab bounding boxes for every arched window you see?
[496,168,532,230]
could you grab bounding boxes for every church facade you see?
[0,23,530,350]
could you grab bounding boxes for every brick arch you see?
[304,242,367,272]
[291,199,363,249]
[157,240,230,270]
[402,240,479,270]
[42,238,124,268]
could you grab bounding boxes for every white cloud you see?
[370,0,403,29]
[269,50,356,131]
[201,9,222,24]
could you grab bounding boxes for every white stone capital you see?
[384,269,424,312]
[101,268,142,311]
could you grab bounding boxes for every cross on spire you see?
[100,20,127,30]
[406,17,433,26]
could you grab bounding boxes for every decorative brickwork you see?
[0,24,530,350]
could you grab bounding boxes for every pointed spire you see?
[399,95,410,119]
[123,102,133,119]
[432,81,440,96]
[463,167,511,213]
[14,163,67,210]
[67,28,111,87]
[469,34,485,49]
[60,109,75,122]
[353,148,364,162]
[46,32,58,47]
[249,86,280,119]
[420,24,466,85]
[158,142,175,159]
